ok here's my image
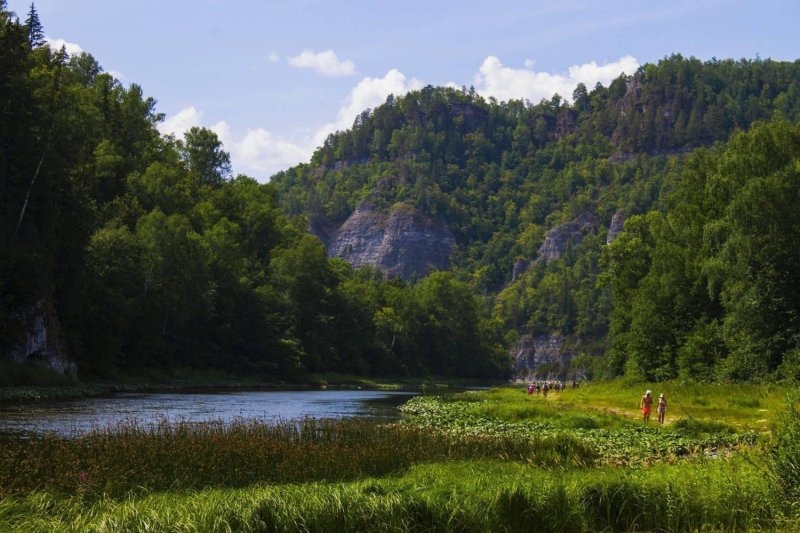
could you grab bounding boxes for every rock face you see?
[328,201,455,280]
[607,210,625,244]
[510,213,598,281]
[512,332,574,377]
[6,299,77,377]
[535,212,597,263]
[511,259,527,281]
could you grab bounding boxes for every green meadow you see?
[1,380,797,532]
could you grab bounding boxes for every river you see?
[0,389,417,436]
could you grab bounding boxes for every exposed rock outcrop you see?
[607,210,625,244]
[535,212,597,263]
[555,108,577,139]
[6,299,77,377]
[328,201,455,280]
[512,332,574,377]
[511,259,527,281]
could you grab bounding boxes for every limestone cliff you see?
[607,210,625,244]
[509,212,598,282]
[535,212,597,263]
[6,299,77,377]
[328,200,455,280]
[512,332,575,378]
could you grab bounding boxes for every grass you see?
[0,459,783,532]
[541,380,786,433]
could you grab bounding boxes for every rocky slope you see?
[6,299,77,377]
[512,332,575,378]
[326,200,455,280]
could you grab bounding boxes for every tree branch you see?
[13,149,47,237]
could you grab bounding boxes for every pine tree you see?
[24,2,44,48]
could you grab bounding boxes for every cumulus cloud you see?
[266,51,280,63]
[313,69,423,145]
[212,122,310,178]
[157,106,204,137]
[45,37,83,56]
[157,106,308,179]
[288,49,356,77]
[474,55,639,103]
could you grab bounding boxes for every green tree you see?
[24,2,43,48]
[180,127,231,187]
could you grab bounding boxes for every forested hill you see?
[272,55,800,381]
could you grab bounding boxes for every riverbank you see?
[0,372,497,402]
[0,380,795,531]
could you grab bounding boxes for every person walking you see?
[640,390,653,424]
[657,393,667,425]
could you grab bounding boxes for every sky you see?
[8,0,800,181]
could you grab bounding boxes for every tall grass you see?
[0,418,595,498]
[0,458,782,532]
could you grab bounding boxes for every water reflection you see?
[0,390,417,436]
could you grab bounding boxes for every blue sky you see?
[8,0,799,180]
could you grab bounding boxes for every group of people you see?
[522,381,669,426]
[525,379,580,398]
[640,389,668,425]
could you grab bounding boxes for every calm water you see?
[0,389,417,436]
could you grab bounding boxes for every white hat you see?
[646,390,652,395]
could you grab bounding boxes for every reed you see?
[0,417,594,498]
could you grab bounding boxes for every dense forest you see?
[0,4,508,382]
[3,2,800,383]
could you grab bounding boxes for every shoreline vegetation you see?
[0,372,498,403]
[1,380,797,531]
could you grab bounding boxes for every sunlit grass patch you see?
[0,457,782,532]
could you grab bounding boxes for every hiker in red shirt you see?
[640,390,653,424]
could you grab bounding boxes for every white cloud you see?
[474,55,639,103]
[212,121,309,178]
[568,55,640,87]
[157,106,204,137]
[45,37,83,56]
[107,70,125,81]
[267,51,280,63]
[313,69,423,146]
[288,49,356,77]
[156,106,308,179]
